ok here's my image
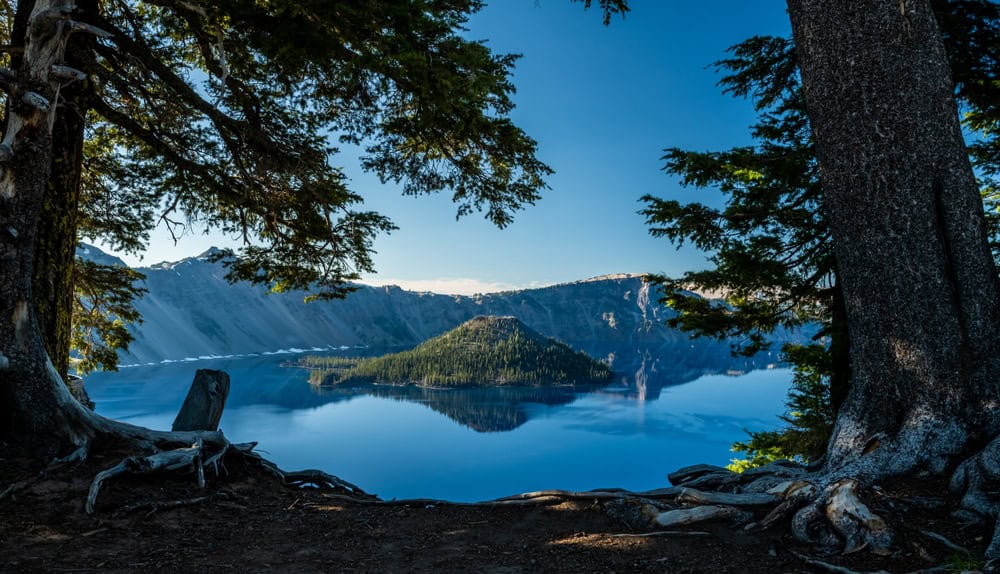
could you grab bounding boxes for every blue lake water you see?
[85,351,790,502]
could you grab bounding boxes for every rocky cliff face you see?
[79,246,807,369]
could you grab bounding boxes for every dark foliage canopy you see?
[640,0,1000,464]
[75,0,551,294]
[643,0,1000,357]
[2,0,555,371]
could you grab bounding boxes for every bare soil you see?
[0,443,992,573]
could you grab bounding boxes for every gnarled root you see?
[790,479,893,554]
[950,434,1000,559]
[84,437,378,513]
[86,438,218,513]
[238,448,377,500]
[824,479,893,553]
[38,368,376,512]
[665,463,895,555]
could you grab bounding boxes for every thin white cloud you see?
[361,278,552,296]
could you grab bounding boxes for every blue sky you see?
[108,1,792,295]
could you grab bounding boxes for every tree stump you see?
[172,370,230,431]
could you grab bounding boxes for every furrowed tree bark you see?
[827,278,850,416]
[786,0,1000,475]
[0,1,246,461]
[0,0,93,450]
[30,0,97,381]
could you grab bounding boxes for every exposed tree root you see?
[918,529,969,554]
[647,504,753,528]
[238,448,376,499]
[86,439,213,513]
[664,463,897,554]
[51,445,88,466]
[494,487,680,504]
[0,479,30,502]
[950,434,1000,559]
[823,479,893,553]
[28,368,370,513]
[118,489,246,516]
[45,366,999,569]
[675,487,779,508]
[304,487,678,509]
[787,549,890,574]
[606,530,711,538]
[656,463,903,557]
[659,451,1000,570]
[83,438,378,513]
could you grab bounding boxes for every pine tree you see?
[0,1,550,453]
[1,0,554,379]
[641,0,1000,467]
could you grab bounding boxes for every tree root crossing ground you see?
[1,442,996,574]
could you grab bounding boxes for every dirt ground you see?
[0,443,993,573]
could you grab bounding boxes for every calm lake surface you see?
[86,350,790,502]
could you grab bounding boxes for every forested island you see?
[301,316,614,387]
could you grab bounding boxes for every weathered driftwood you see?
[676,487,779,508]
[646,504,752,528]
[172,369,231,432]
[86,440,208,513]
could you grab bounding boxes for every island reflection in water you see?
[305,341,779,433]
[86,342,788,501]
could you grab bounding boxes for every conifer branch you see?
[22,91,50,112]
[65,20,112,38]
[50,65,86,82]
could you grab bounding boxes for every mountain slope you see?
[311,316,614,387]
[77,245,810,367]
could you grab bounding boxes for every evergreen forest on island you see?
[303,316,613,387]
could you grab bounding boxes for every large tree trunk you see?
[0,1,90,451]
[786,0,1000,475]
[25,0,96,381]
[33,0,96,381]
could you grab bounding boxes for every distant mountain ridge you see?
[77,244,809,367]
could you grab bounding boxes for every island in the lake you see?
[301,315,615,387]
